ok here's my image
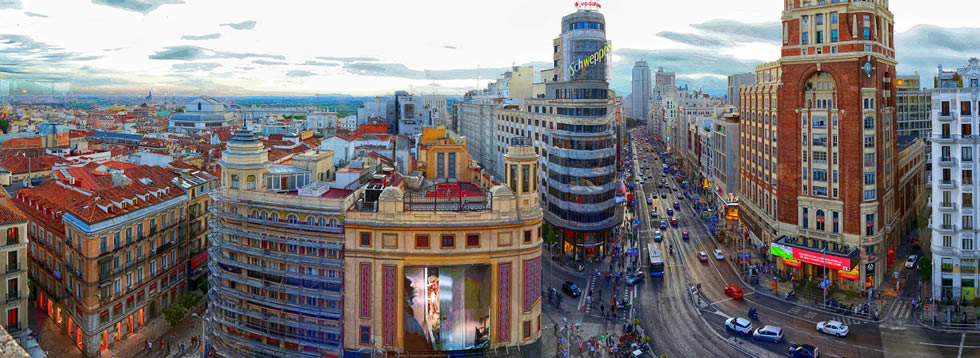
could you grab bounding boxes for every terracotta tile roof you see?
[16,165,186,224]
[0,198,27,225]
[0,154,62,174]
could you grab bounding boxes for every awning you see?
[150,283,157,291]
[170,271,177,280]
[162,293,168,300]
[190,251,208,269]
[137,290,145,298]
[127,296,134,304]
[100,310,109,319]
[114,303,122,311]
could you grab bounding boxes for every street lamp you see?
[190,312,207,358]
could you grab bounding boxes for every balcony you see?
[937,134,956,143]
[938,224,958,233]
[939,112,955,121]
[939,179,957,189]
[940,201,957,212]
[940,157,957,167]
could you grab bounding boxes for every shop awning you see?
[127,296,134,304]
[100,310,109,319]
[137,290,145,298]
[114,303,123,312]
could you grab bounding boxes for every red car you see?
[725,285,744,299]
[670,217,678,227]
[682,232,690,241]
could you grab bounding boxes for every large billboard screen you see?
[404,265,491,352]
[770,242,858,272]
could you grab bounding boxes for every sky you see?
[1,0,979,97]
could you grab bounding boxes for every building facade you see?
[711,114,741,218]
[168,96,236,133]
[727,73,756,107]
[18,166,198,357]
[343,131,542,356]
[208,129,351,358]
[931,58,980,301]
[896,74,932,139]
[0,200,27,334]
[631,60,651,123]
[740,0,902,291]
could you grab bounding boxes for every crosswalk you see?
[884,298,919,321]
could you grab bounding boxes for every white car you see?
[713,249,725,260]
[752,325,784,343]
[698,251,708,262]
[906,255,919,269]
[725,317,752,335]
[816,320,848,337]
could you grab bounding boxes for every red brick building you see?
[739,0,918,291]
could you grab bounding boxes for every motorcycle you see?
[784,291,796,300]
[748,309,759,320]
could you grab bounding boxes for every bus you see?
[648,244,664,277]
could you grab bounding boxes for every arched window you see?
[231,175,239,189]
[287,215,298,224]
[249,210,258,219]
[261,211,268,220]
[307,216,315,226]
[329,218,338,227]
[247,175,256,189]
[816,210,826,231]
[318,218,326,227]
[197,102,202,111]
[269,212,278,222]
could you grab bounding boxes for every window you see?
[802,208,809,229]
[942,258,954,273]
[864,117,874,129]
[523,321,532,339]
[963,101,973,115]
[246,175,256,189]
[864,135,875,148]
[524,230,532,243]
[802,32,809,45]
[415,235,429,248]
[863,15,871,40]
[832,212,839,233]
[965,216,975,231]
[359,233,371,247]
[360,326,370,345]
[864,172,876,185]
[466,234,480,248]
[943,235,952,247]
[865,214,875,236]
[441,235,455,248]
[964,147,974,161]
[815,14,823,25]
[831,12,838,24]
[231,175,239,189]
[99,237,108,255]
[815,210,825,231]
[966,240,976,251]
[864,190,876,200]
[816,31,823,44]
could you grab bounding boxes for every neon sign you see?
[425,183,468,199]
[569,44,611,76]
[575,1,601,9]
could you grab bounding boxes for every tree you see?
[140,102,148,107]
[175,108,185,113]
[162,302,187,330]
[0,118,9,134]
[919,256,932,282]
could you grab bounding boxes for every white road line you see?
[710,297,735,305]
[960,333,966,358]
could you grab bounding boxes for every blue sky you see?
[0,0,978,96]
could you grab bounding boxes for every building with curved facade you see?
[342,129,543,356]
[208,129,351,358]
[495,7,619,259]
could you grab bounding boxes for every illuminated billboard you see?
[770,241,859,272]
[404,265,491,352]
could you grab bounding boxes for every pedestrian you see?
[148,340,152,351]
[578,342,582,354]
[181,342,185,353]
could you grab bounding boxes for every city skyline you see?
[1,0,979,97]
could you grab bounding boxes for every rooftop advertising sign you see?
[770,242,859,272]
[569,44,611,76]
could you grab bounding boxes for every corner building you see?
[741,0,902,290]
[343,129,542,356]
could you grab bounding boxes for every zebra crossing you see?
[884,298,919,322]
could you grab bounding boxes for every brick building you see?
[739,0,923,291]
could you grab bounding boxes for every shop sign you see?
[426,183,468,199]
[569,44,611,75]
[838,266,860,280]
[769,242,858,271]
[865,262,876,275]
[783,258,801,268]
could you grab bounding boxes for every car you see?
[660,221,667,230]
[713,249,725,260]
[725,317,752,335]
[671,185,677,191]
[753,325,784,343]
[906,255,919,269]
[682,232,690,241]
[562,281,582,297]
[651,209,658,218]
[698,251,709,262]
[661,173,666,178]
[654,231,663,242]
[666,208,673,216]
[677,193,683,200]
[638,179,644,184]
[657,183,663,189]
[673,202,680,209]
[816,320,848,337]
[651,192,657,199]
[625,273,644,286]
[670,217,678,227]
[724,285,744,299]
[788,344,819,358]
[648,197,653,205]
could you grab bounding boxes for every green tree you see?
[198,279,208,293]
[162,302,187,330]
[178,291,202,308]
[0,118,9,134]
[175,108,185,113]
[919,256,932,282]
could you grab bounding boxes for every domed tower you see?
[218,128,270,191]
[504,137,539,210]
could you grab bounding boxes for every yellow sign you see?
[569,44,611,75]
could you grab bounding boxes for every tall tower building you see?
[492,5,619,260]
[632,60,651,122]
[740,0,900,291]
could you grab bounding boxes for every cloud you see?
[690,19,781,43]
[172,62,221,72]
[181,33,220,41]
[315,56,379,63]
[286,70,315,77]
[303,60,339,66]
[443,45,457,50]
[893,24,980,83]
[0,0,20,9]
[252,59,287,65]
[24,11,47,17]
[148,46,204,60]
[148,45,285,61]
[220,20,256,30]
[91,0,184,14]
[0,34,101,64]
[657,31,727,48]
[103,47,125,52]
[342,61,552,81]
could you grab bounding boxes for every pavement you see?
[30,296,207,358]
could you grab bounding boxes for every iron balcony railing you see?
[209,323,338,358]
[210,251,342,285]
[211,224,343,251]
[209,261,341,302]
[209,295,339,334]
[207,275,341,319]
[210,230,343,268]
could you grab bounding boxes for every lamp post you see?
[190,312,207,358]
[370,338,376,358]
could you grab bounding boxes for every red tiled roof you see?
[0,154,61,174]
[0,198,27,225]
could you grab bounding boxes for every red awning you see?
[127,296,134,303]
[170,271,177,280]
[162,293,168,300]
[150,283,157,291]
[114,303,122,311]
[190,251,208,269]
[179,282,185,289]
[137,290,145,298]
[100,310,109,319]
[267,338,280,345]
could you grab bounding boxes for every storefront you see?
[770,236,862,291]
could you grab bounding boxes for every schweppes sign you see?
[569,44,611,76]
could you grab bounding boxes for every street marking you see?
[960,333,966,358]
